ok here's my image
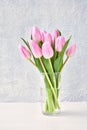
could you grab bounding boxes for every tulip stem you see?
[49,59,54,74]
[48,59,57,92]
[28,59,36,67]
[60,56,69,72]
[39,58,58,105]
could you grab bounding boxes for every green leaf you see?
[54,36,72,72]
[42,57,56,89]
[34,58,43,72]
[51,47,58,66]
[21,38,30,50]
[58,29,62,36]
[42,58,51,72]
[54,54,63,72]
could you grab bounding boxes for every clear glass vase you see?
[40,72,61,115]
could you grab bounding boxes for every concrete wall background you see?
[0,0,87,102]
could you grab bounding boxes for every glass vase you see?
[40,72,61,115]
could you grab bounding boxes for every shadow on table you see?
[59,110,87,117]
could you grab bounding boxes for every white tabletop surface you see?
[0,102,87,130]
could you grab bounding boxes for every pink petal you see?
[29,40,42,58]
[18,45,31,59]
[52,29,59,43]
[41,31,47,42]
[45,33,52,45]
[42,41,54,59]
[66,44,76,57]
[55,36,65,52]
[31,26,42,42]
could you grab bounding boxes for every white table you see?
[0,102,87,130]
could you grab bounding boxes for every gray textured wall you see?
[0,0,87,102]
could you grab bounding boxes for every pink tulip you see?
[55,36,65,52]
[31,26,42,42]
[66,44,76,57]
[41,31,47,42]
[52,29,59,43]
[18,45,31,59]
[29,40,42,58]
[45,33,52,45]
[42,41,54,59]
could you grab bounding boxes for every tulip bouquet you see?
[19,26,76,114]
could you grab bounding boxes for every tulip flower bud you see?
[41,31,47,42]
[29,40,42,58]
[18,45,31,59]
[52,29,59,43]
[66,44,76,57]
[42,41,54,59]
[55,36,65,52]
[31,26,42,42]
[45,33,52,45]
